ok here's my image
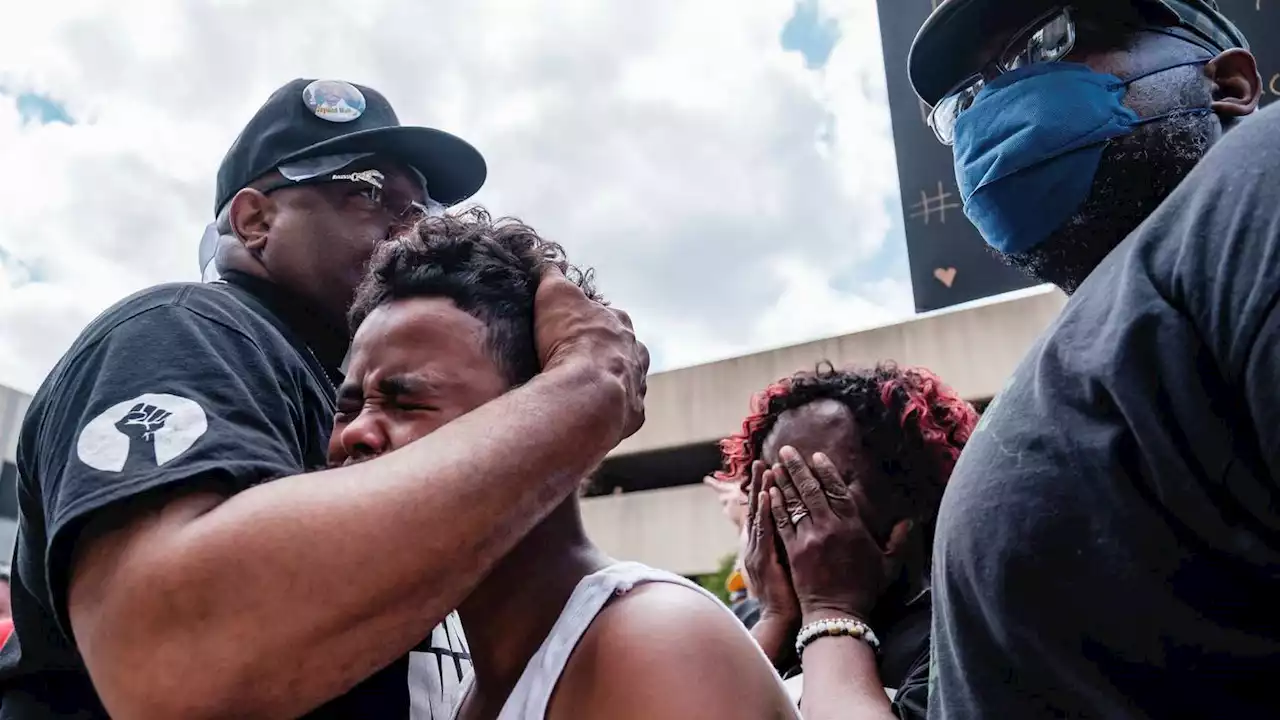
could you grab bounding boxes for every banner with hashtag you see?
[874,0,1040,312]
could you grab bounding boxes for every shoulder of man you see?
[554,580,794,718]
[1067,103,1280,381]
[29,280,301,419]
[18,279,311,487]
[57,281,276,360]
[12,279,324,640]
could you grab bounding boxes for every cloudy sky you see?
[0,0,914,395]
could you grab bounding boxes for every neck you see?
[458,498,609,693]
[220,269,350,372]
[870,537,929,626]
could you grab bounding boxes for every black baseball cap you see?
[908,0,1249,107]
[213,78,486,215]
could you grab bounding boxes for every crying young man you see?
[329,207,800,720]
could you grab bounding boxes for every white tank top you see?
[449,561,800,719]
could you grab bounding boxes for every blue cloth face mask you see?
[952,60,1211,255]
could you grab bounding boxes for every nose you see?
[339,408,389,462]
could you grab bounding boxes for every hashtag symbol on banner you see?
[910,181,962,225]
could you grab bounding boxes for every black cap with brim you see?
[908,0,1186,107]
[214,78,486,215]
[274,125,486,207]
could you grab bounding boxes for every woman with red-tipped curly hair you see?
[720,361,976,720]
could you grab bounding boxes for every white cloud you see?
[754,256,913,349]
[0,0,908,394]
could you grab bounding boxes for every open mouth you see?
[338,454,379,468]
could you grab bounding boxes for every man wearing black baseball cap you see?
[0,78,649,720]
[906,3,1280,718]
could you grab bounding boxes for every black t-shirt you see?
[929,104,1280,719]
[0,273,472,718]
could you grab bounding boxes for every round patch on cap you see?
[302,80,366,123]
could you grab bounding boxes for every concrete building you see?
[583,286,1067,576]
[0,385,28,559]
[0,286,1067,572]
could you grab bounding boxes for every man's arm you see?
[65,274,647,720]
[549,583,797,720]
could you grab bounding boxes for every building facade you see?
[582,286,1066,575]
[0,385,28,561]
[0,286,1066,573]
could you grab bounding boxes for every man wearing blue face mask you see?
[909,1,1280,718]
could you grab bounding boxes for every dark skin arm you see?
[750,613,797,671]
[68,269,649,720]
[547,582,797,720]
[763,447,912,720]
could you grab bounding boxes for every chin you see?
[995,114,1214,293]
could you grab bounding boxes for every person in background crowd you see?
[705,473,749,533]
[702,473,756,620]
[0,78,648,720]
[719,363,977,720]
[912,1,1280,717]
[0,564,12,648]
[332,208,798,720]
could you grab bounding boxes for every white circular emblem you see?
[302,80,366,123]
[76,393,209,472]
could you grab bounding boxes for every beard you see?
[994,110,1216,294]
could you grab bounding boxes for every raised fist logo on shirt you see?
[76,393,210,472]
[115,403,173,443]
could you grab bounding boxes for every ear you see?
[1206,48,1261,118]
[228,188,276,253]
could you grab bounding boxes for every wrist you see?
[796,615,882,660]
[539,360,628,431]
[758,608,801,629]
[800,607,868,627]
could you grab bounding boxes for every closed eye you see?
[354,186,383,205]
[398,403,440,413]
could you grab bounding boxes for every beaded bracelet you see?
[795,617,881,659]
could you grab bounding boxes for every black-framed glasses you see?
[927,6,1077,146]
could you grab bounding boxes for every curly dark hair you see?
[348,206,601,386]
[718,361,977,533]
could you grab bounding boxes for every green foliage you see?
[691,552,738,606]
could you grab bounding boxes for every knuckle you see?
[795,539,822,559]
[612,308,634,329]
[783,456,808,476]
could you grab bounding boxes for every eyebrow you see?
[336,373,437,402]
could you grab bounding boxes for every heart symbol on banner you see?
[934,267,957,288]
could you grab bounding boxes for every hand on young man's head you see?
[533,265,649,441]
